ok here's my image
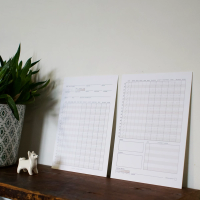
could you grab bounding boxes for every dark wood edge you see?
[179,189,200,200]
[0,182,69,200]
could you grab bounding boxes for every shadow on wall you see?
[107,86,118,177]
[18,68,60,161]
[182,85,193,187]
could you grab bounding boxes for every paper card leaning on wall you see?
[52,75,118,177]
[111,72,192,189]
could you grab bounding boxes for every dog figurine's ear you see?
[28,151,31,158]
[32,151,35,153]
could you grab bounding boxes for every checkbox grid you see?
[118,79,186,143]
[55,101,110,171]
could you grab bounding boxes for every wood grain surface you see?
[0,164,199,200]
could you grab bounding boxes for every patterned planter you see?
[0,104,26,167]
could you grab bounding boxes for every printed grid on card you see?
[111,72,192,189]
[52,75,118,177]
[55,102,110,170]
[119,79,186,142]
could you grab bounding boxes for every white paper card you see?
[52,75,118,177]
[111,72,192,188]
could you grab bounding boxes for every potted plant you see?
[0,44,50,167]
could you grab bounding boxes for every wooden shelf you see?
[0,164,199,200]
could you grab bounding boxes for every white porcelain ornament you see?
[17,151,38,175]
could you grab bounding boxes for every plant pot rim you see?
[0,103,25,106]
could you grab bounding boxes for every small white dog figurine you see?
[17,151,38,175]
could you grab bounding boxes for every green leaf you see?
[31,60,40,67]
[30,81,46,90]
[10,44,21,78]
[8,80,13,85]
[18,61,22,69]
[0,60,10,81]
[17,61,23,77]
[7,95,19,120]
[28,70,32,75]
[21,58,32,80]
[0,94,7,99]
[0,72,12,93]
[15,81,31,103]
[12,44,21,63]
[3,69,12,80]
[0,56,4,67]
[37,79,50,90]
[0,70,12,94]
[0,94,19,120]
[31,90,37,94]
[0,69,11,84]
[0,44,50,116]
[21,92,30,102]
[0,83,9,93]
[13,77,22,96]
[21,71,32,89]
[31,70,40,75]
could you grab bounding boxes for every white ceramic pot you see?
[0,104,26,167]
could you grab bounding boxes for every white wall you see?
[0,0,200,190]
